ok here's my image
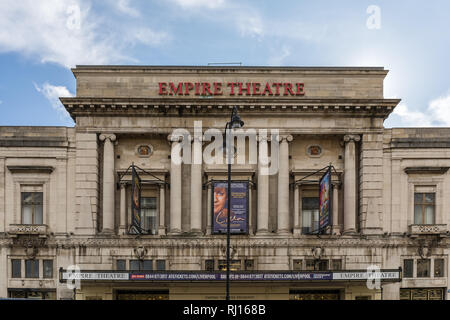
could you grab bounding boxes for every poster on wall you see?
[318,167,332,233]
[212,181,248,234]
[129,165,142,234]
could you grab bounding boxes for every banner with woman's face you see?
[212,181,248,234]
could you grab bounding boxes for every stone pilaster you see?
[206,184,212,235]
[168,134,182,235]
[190,135,202,234]
[158,184,166,235]
[99,133,116,234]
[119,183,127,235]
[343,134,360,234]
[256,134,269,235]
[332,182,341,235]
[293,185,301,236]
[277,134,293,234]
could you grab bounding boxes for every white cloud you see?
[268,45,291,66]
[386,92,450,127]
[171,0,225,9]
[117,0,140,17]
[0,0,168,68]
[236,13,264,38]
[34,82,73,119]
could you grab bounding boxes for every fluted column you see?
[168,135,182,234]
[190,135,202,234]
[119,183,127,235]
[99,133,116,233]
[332,182,341,235]
[343,134,360,234]
[293,185,301,236]
[206,184,212,235]
[158,184,166,235]
[277,134,293,234]
[256,134,269,235]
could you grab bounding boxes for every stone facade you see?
[0,66,449,300]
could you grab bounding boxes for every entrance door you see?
[116,290,169,300]
[289,290,341,300]
[400,288,445,300]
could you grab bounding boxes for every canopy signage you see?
[60,270,401,282]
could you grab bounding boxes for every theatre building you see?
[1,66,450,300]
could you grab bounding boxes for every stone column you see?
[119,183,127,235]
[190,135,202,234]
[168,135,182,235]
[158,184,166,235]
[332,183,341,235]
[99,133,116,234]
[293,185,301,236]
[277,134,293,234]
[206,184,212,235]
[343,134,360,234]
[256,134,269,235]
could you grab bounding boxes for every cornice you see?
[60,97,400,121]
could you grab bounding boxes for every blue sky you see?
[0,0,449,127]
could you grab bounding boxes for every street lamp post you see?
[225,106,244,301]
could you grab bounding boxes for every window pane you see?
[332,259,342,271]
[305,259,315,271]
[293,260,302,271]
[142,260,153,271]
[403,259,413,278]
[12,260,21,278]
[425,193,435,203]
[218,260,241,271]
[434,259,444,277]
[205,260,214,271]
[22,205,33,225]
[25,260,39,278]
[130,260,140,271]
[34,204,43,225]
[156,260,166,271]
[417,259,431,278]
[302,210,312,234]
[425,206,434,225]
[116,260,126,271]
[22,192,33,204]
[414,205,422,224]
[43,260,53,278]
[414,193,423,204]
[318,260,328,271]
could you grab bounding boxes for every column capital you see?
[276,134,294,143]
[257,134,270,142]
[99,133,116,142]
[343,134,361,143]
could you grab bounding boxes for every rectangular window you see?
[141,197,158,235]
[130,260,140,271]
[414,192,435,225]
[205,260,214,271]
[244,260,254,271]
[317,260,329,271]
[12,259,21,278]
[43,260,53,278]
[218,260,241,271]
[417,259,431,278]
[293,260,302,271]
[25,260,39,278]
[305,259,315,271]
[332,259,342,271]
[302,197,319,234]
[403,259,414,278]
[116,260,126,271]
[156,260,166,271]
[142,260,153,271]
[21,192,43,225]
[434,259,444,277]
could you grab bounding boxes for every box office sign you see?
[212,181,248,234]
[61,271,401,282]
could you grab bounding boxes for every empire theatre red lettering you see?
[158,82,305,96]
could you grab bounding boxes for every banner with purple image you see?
[212,181,248,234]
[319,167,331,232]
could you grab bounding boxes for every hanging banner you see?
[130,165,142,234]
[212,181,248,234]
[318,167,332,232]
